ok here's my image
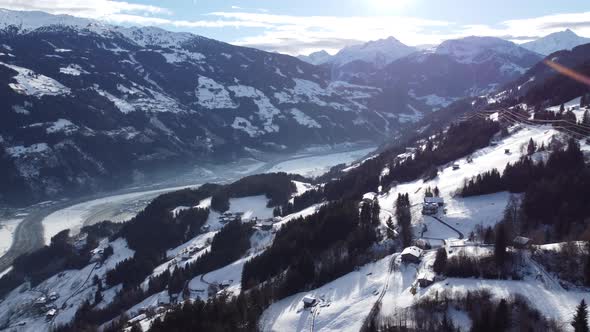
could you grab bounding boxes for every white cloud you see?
[1,1,589,55]
[207,12,455,54]
[458,12,590,43]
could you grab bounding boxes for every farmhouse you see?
[401,246,423,263]
[513,236,531,249]
[302,296,318,308]
[417,271,435,288]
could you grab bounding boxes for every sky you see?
[1,0,590,55]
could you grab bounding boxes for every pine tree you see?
[371,198,381,226]
[582,94,587,108]
[433,247,447,274]
[560,103,566,113]
[494,299,511,331]
[386,217,395,239]
[527,138,537,155]
[585,241,590,286]
[583,110,590,126]
[572,299,589,332]
[494,224,508,265]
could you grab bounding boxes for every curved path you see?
[429,215,464,240]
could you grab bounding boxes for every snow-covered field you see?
[379,125,558,238]
[0,238,134,331]
[267,147,375,177]
[41,184,199,244]
[260,254,393,332]
[0,218,23,258]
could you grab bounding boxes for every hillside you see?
[0,10,407,205]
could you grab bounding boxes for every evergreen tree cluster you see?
[380,118,500,187]
[242,200,378,298]
[396,193,413,248]
[460,138,590,240]
[210,173,299,212]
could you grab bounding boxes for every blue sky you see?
[2,0,590,54]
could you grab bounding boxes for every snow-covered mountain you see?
[297,50,332,65]
[521,29,590,55]
[0,9,412,204]
[362,36,542,110]
[330,36,416,68]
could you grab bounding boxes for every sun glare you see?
[370,0,412,11]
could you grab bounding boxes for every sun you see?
[370,0,412,11]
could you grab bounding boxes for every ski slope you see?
[260,254,393,332]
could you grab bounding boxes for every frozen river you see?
[0,145,376,271]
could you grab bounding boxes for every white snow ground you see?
[41,184,199,245]
[0,218,23,258]
[267,147,375,177]
[0,238,134,331]
[260,254,393,332]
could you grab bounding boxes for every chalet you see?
[302,296,318,308]
[257,221,274,231]
[513,236,531,249]
[401,246,423,264]
[35,296,48,306]
[424,197,444,207]
[417,271,435,288]
[505,149,511,154]
[45,309,57,321]
[48,292,59,301]
[219,280,232,289]
[422,202,439,215]
[128,313,147,325]
[452,163,460,170]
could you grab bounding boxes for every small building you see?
[201,225,211,232]
[48,292,59,301]
[302,296,318,308]
[422,203,439,215]
[513,236,531,249]
[452,163,460,170]
[401,246,423,264]
[424,197,444,207]
[219,280,232,290]
[128,313,147,325]
[257,221,274,231]
[35,296,48,306]
[45,308,57,321]
[505,149,511,154]
[417,271,435,288]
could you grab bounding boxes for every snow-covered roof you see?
[302,296,317,304]
[513,236,531,245]
[401,246,423,258]
[424,197,444,204]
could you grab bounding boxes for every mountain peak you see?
[329,36,416,67]
[435,36,534,64]
[521,29,590,55]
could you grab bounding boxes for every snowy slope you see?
[435,36,536,65]
[522,29,590,56]
[297,50,333,65]
[260,254,393,332]
[0,238,134,331]
[329,37,416,68]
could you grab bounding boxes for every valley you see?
[0,144,375,274]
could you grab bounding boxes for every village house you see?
[513,236,532,249]
[401,246,423,264]
[417,271,435,288]
[302,296,318,309]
